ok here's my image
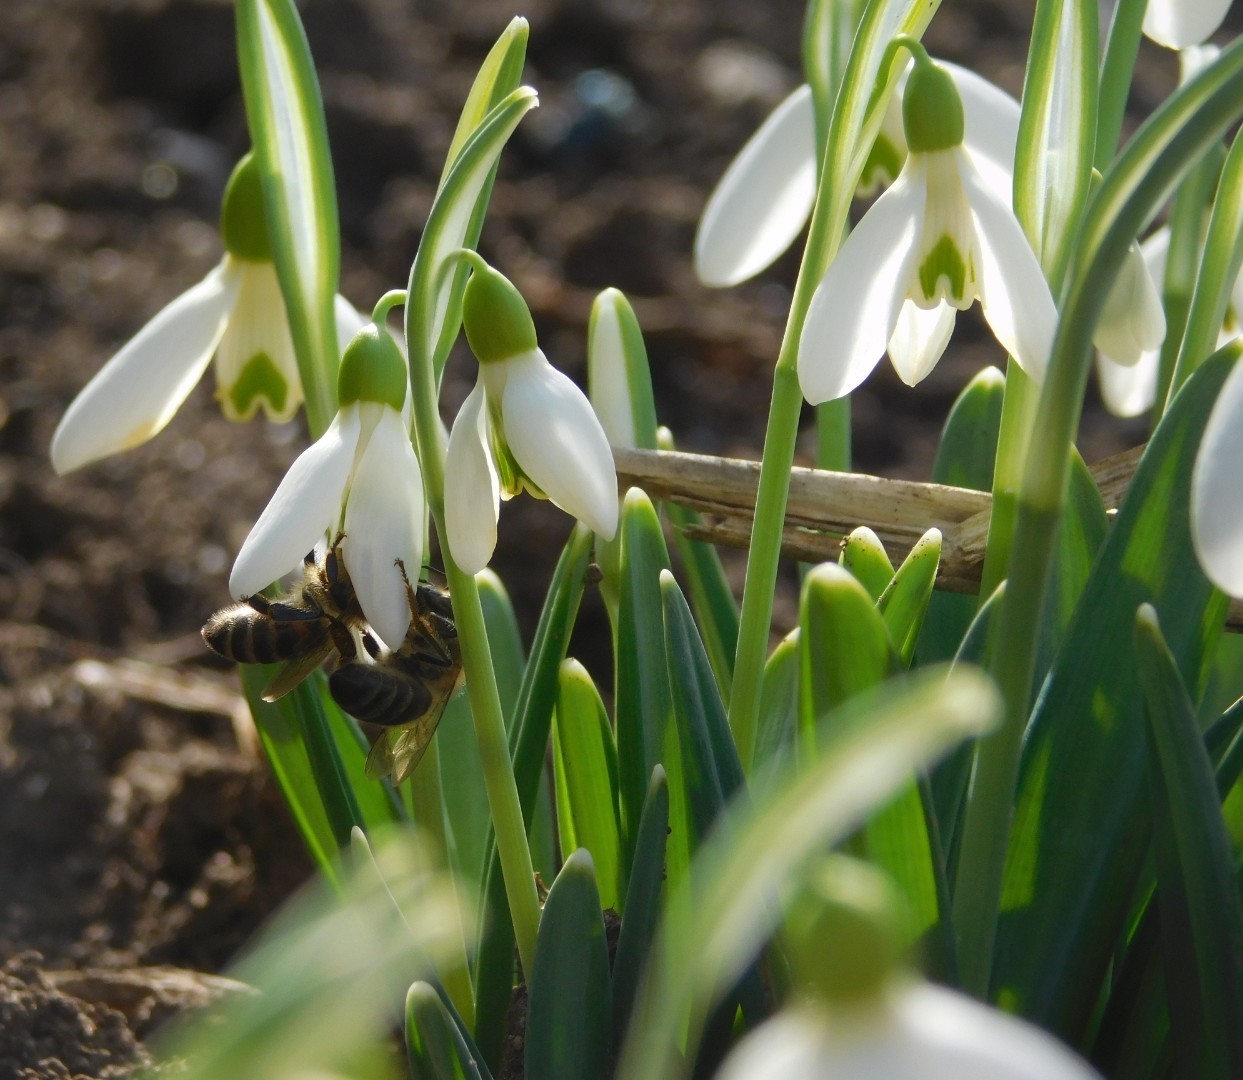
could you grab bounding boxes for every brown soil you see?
[0,0,1170,1075]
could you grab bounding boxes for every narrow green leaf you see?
[553,660,622,910]
[754,631,799,772]
[616,667,1000,1080]
[405,981,488,1080]
[615,489,677,877]
[442,18,529,179]
[1136,605,1243,1079]
[798,562,895,750]
[321,689,406,829]
[473,526,593,1074]
[234,0,339,435]
[838,526,894,602]
[612,766,669,1044]
[878,528,941,667]
[525,851,612,1080]
[994,351,1235,1039]
[916,367,1004,666]
[406,87,537,383]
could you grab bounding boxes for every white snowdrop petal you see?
[215,260,301,421]
[502,351,619,540]
[1096,347,1159,419]
[798,168,924,404]
[1094,241,1166,366]
[230,406,360,597]
[50,261,240,474]
[334,294,371,354]
[341,407,424,651]
[888,301,957,386]
[695,84,818,288]
[963,159,1057,382]
[1192,358,1243,595]
[1143,0,1230,49]
[444,382,500,574]
[948,61,1021,185]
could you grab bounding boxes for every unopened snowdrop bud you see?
[50,152,365,474]
[587,288,658,451]
[231,317,425,651]
[445,256,619,574]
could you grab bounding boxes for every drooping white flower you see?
[50,154,365,475]
[1094,230,1169,418]
[1143,0,1230,50]
[444,259,618,574]
[713,987,1101,1080]
[694,60,1021,288]
[797,55,1056,404]
[230,323,424,650]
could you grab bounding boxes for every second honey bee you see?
[201,541,367,701]
[330,574,464,786]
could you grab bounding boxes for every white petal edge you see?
[341,406,425,651]
[229,405,361,597]
[888,301,957,386]
[963,156,1057,383]
[715,985,1101,1080]
[502,351,619,540]
[946,61,1021,191]
[1096,347,1159,419]
[444,382,500,575]
[50,260,240,474]
[694,84,817,288]
[798,165,925,404]
[1143,0,1230,49]
[1192,357,1243,595]
[1093,241,1166,366]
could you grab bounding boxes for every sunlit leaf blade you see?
[839,526,895,601]
[442,18,529,180]
[321,688,406,829]
[553,660,622,910]
[615,490,679,880]
[798,562,895,751]
[754,631,798,771]
[525,851,612,1080]
[1136,605,1243,1079]
[405,981,489,1080]
[995,351,1235,1040]
[1013,0,1098,280]
[616,667,1000,1080]
[473,525,593,1073]
[1046,450,1108,645]
[234,0,340,434]
[878,528,941,667]
[406,87,537,382]
[612,766,669,1044]
[917,367,1004,666]
[156,831,465,1078]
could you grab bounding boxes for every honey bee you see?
[329,574,464,786]
[201,542,366,701]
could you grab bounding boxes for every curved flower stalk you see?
[230,317,424,651]
[694,60,1021,289]
[713,986,1100,1080]
[51,154,364,475]
[797,51,1057,404]
[1143,0,1231,51]
[444,256,618,574]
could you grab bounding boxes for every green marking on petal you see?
[860,134,905,192]
[223,351,289,420]
[917,235,968,304]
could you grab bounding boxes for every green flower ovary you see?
[337,324,406,410]
[463,262,538,365]
[916,234,969,305]
[220,154,273,263]
[903,60,965,155]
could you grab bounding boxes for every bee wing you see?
[364,674,462,785]
[261,641,336,702]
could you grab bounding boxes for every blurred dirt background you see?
[0,0,1180,1075]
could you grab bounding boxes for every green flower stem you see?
[953,38,1243,996]
[403,292,540,980]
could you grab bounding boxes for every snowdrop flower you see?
[694,60,1021,288]
[230,322,424,651]
[798,52,1057,404]
[1094,231,1170,418]
[713,986,1101,1080]
[445,258,618,574]
[50,153,365,475]
[1143,0,1230,50]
